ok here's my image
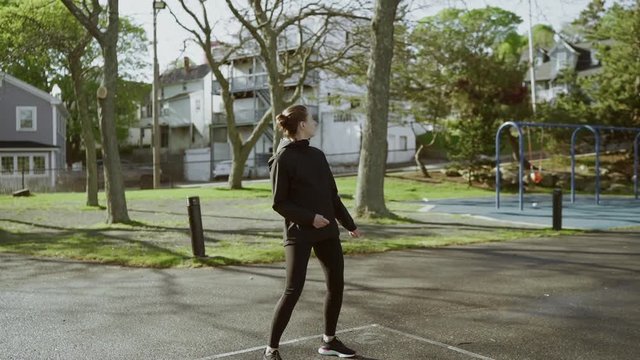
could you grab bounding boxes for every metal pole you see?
[152,1,162,189]
[592,126,601,205]
[571,126,600,205]
[495,122,524,210]
[518,125,524,211]
[635,132,639,200]
[527,0,537,115]
[552,188,562,231]
[187,196,206,257]
[570,128,579,203]
[210,124,215,181]
[495,125,502,209]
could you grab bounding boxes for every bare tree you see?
[355,0,402,218]
[61,0,129,223]
[170,0,369,189]
[68,34,101,206]
[411,123,438,178]
[167,1,270,189]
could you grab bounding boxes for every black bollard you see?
[552,188,562,231]
[187,196,206,257]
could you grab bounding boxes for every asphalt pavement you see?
[1,231,639,360]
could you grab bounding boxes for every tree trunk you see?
[354,0,400,218]
[270,84,286,154]
[59,0,128,222]
[415,144,430,178]
[228,146,251,189]
[100,25,129,223]
[69,55,99,207]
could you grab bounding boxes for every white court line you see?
[375,324,495,360]
[461,214,547,229]
[198,324,377,359]
[199,323,494,360]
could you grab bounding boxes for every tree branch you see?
[225,0,268,53]
[60,0,104,44]
[245,107,273,146]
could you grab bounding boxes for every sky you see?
[119,0,592,82]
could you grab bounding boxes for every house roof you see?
[0,72,69,118]
[577,67,602,78]
[0,141,57,149]
[524,61,553,82]
[519,47,549,63]
[160,64,210,85]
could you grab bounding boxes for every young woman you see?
[264,105,362,360]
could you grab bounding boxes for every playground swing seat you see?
[526,127,544,185]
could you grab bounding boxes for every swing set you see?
[495,121,640,210]
[526,127,544,185]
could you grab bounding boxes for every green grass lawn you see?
[0,221,577,268]
[1,175,566,268]
[0,175,495,210]
[0,176,493,210]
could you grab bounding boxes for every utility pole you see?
[152,0,166,189]
[528,0,537,116]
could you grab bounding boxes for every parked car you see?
[212,160,252,180]
[97,159,160,188]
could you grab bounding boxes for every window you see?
[334,112,354,122]
[556,51,568,70]
[160,125,169,148]
[399,136,408,151]
[182,82,187,91]
[195,99,201,112]
[16,106,37,131]
[212,127,227,143]
[327,93,340,105]
[1,154,48,176]
[17,156,29,174]
[350,99,360,109]
[1,156,14,175]
[33,156,46,174]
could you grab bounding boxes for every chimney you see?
[184,57,190,73]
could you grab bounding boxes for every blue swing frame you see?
[495,121,640,210]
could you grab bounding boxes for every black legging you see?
[268,237,344,348]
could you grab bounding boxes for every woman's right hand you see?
[313,214,331,228]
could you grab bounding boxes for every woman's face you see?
[298,113,318,139]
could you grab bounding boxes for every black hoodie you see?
[268,139,357,245]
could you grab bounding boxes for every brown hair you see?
[276,105,308,138]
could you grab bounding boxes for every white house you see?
[0,72,68,193]
[182,43,417,182]
[129,42,417,182]
[129,59,213,154]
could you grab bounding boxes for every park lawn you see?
[0,222,577,268]
[0,175,496,212]
[1,175,559,268]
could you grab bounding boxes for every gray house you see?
[524,39,607,103]
[0,72,68,192]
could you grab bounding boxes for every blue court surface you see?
[419,194,640,230]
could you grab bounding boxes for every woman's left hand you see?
[349,229,362,238]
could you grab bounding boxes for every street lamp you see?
[152,0,166,189]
